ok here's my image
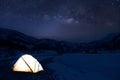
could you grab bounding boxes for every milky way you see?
[0,0,120,42]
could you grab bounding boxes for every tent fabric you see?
[12,54,44,73]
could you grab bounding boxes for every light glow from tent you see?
[12,54,44,73]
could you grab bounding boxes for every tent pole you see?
[21,57,34,73]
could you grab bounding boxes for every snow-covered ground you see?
[48,53,120,80]
[0,51,120,80]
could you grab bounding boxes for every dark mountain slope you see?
[0,27,120,53]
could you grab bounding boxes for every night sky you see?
[0,0,120,42]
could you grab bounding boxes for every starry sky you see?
[0,0,120,42]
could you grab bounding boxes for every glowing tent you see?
[12,54,44,73]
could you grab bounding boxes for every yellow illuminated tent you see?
[12,54,44,73]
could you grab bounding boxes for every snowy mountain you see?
[0,27,120,53]
[89,33,120,52]
[0,27,39,50]
[0,27,80,53]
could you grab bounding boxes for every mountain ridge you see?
[0,27,120,53]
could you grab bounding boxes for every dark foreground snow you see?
[48,54,120,80]
[0,52,120,80]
